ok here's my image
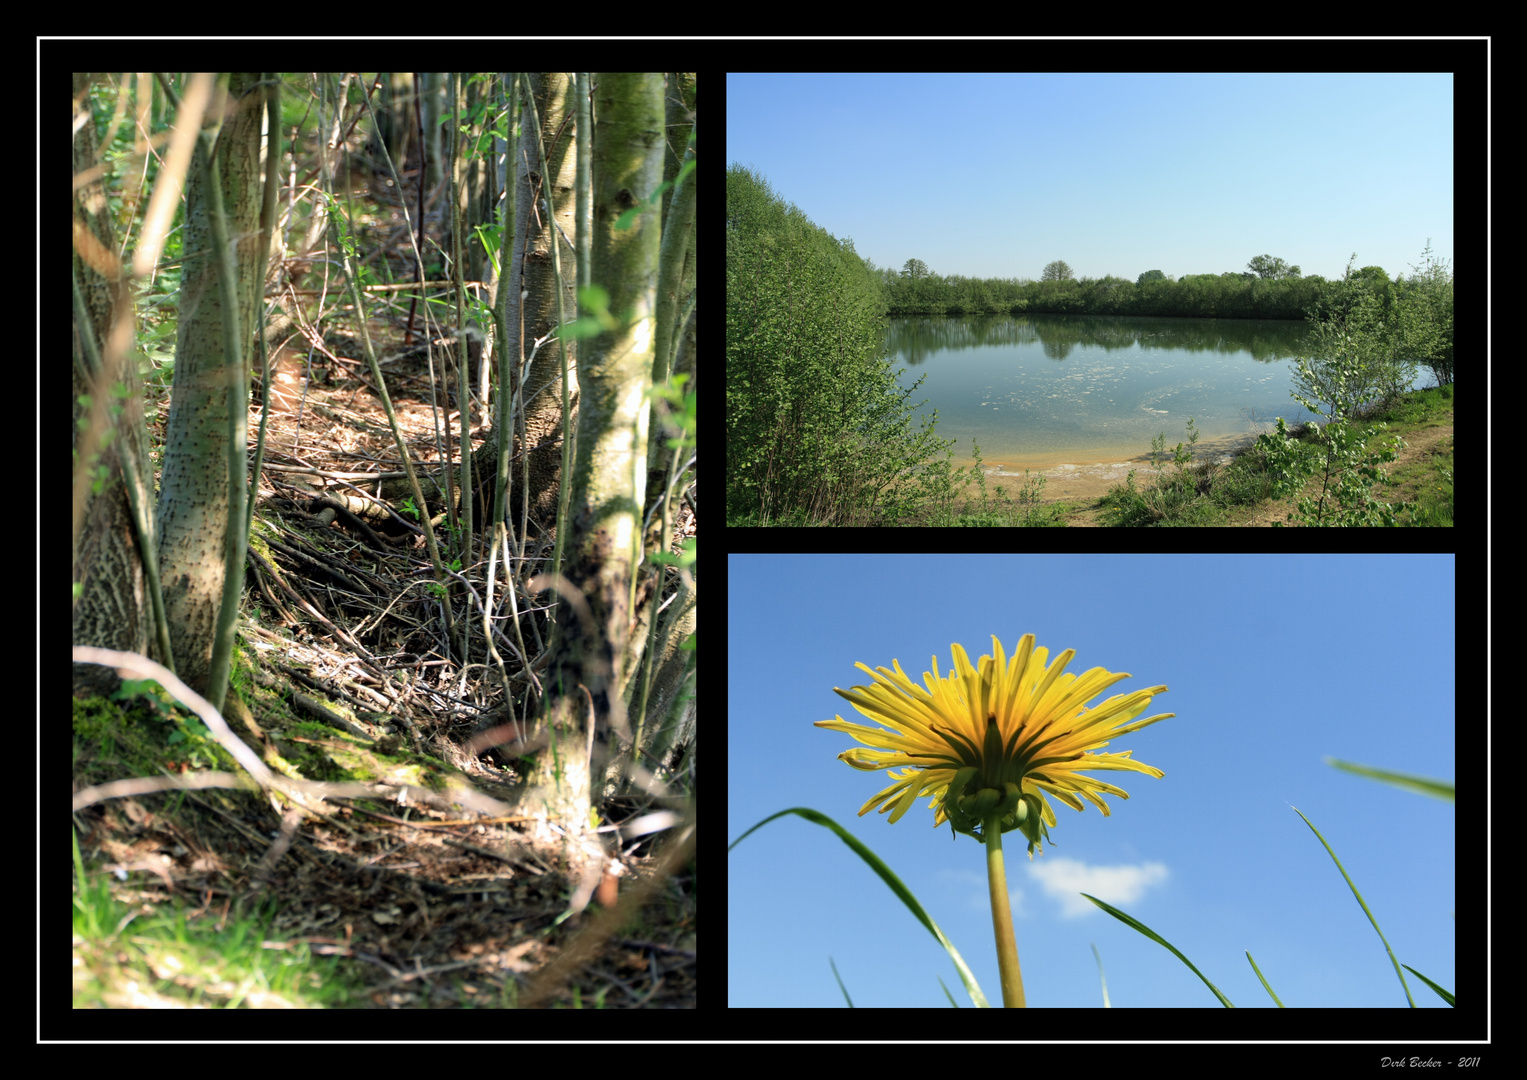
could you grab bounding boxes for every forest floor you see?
[73,331,698,1006]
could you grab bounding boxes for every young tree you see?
[74,72,273,711]
[1293,256,1395,418]
[153,72,269,703]
[1256,257,1409,527]
[525,72,667,836]
[500,72,582,526]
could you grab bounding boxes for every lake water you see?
[877,314,1422,472]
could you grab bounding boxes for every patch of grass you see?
[72,827,361,1009]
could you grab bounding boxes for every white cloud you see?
[1028,856,1169,919]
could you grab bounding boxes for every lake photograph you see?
[726,71,1456,528]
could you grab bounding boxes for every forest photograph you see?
[72,72,696,1009]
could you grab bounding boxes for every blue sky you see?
[728,555,1456,1010]
[727,72,1454,285]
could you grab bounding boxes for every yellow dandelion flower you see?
[816,634,1171,858]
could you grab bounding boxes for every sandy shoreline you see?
[974,442,1251,504]
[973,460,1168,504]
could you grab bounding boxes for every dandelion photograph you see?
[728,554,1459,1018]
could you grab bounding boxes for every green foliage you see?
[112,677,179,721]
[163,715,222,770]
[648,536,696,572]
[556,283,622,341]
[650,371,697,454]
[1256,415,1404,527]
[1401,239,1453,387]
[1098,418,1220,527]
[1296,264,1397,413]
[901,258,931,280]
[1352,265,1390,291]
[727,164,956,525]
[1041,259,1075,282]
[1247,254,1301,280]
[112,678,226,770]
[875,251,1355,321]
[321,190,379,291]
[1254,257,1414,527]
[896,439,1007,527]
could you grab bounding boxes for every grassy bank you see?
[1084,383,1453,527]
[737,384,1452,527]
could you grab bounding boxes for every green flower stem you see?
[984,812,1026,1007]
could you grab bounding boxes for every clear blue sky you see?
[727,72,1454,285]
[728,555,1456,1009]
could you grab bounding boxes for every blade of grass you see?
[1290,805,1416,1007]
[1082,892,1235,1007]
[731,807,992,1007]
[828,956,855,1007]
[1245,950,1285,1007]
[1091,942,1112,1008]
[1324,757,1454,802]
[1401,964,1455,1007]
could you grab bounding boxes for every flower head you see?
[815,634,1171,858]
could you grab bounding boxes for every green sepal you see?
[943,766,982,837]
[959,786,1003,817]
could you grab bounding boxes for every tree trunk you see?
[496,74,667,871]
[72,73,151,697]
[153,73,267,695]
[496,72,580,533]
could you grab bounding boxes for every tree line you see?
[882,261,1326,320]
[873,248,1446,329]
[850,245,1453,388]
